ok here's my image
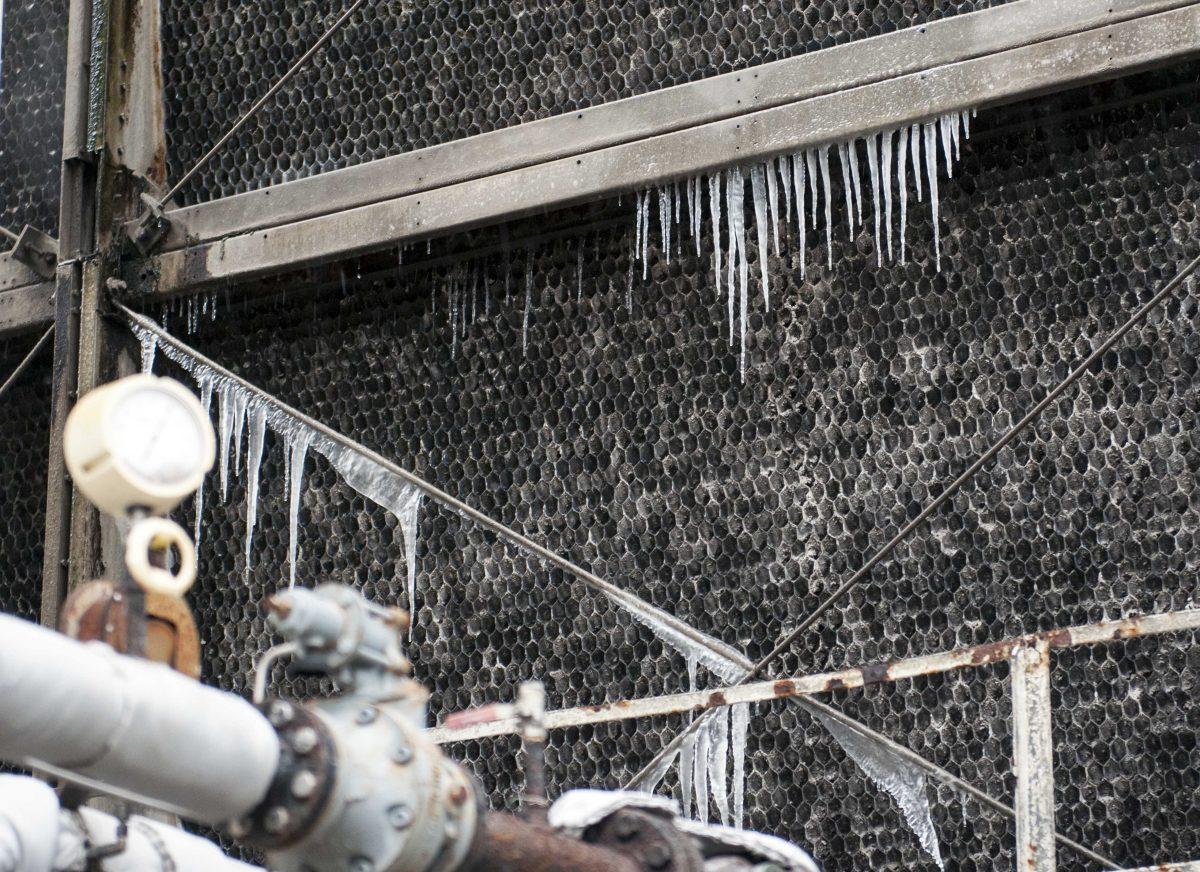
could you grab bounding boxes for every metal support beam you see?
[429,608,1200,742]
[0,283,55,338]
[1118,864,1200,871]
[1012,641,1056,872]
[132,0,1200,299]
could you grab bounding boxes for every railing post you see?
[1012,640,1056,871]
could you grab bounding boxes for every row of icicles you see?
[633,111,972,378]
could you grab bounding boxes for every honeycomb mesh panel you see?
[141,62,1200,871]
[0,0,67,235]
[160,0,1012,206]
[0,338,51,622]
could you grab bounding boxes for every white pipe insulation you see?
[0,776,265,872]
[0,614,279,825]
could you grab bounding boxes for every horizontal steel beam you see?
[428,608,1200,743]
[0,282,55,338]
[139,0,1200,298]
[151,0,1193,252]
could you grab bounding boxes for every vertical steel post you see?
[1012,640,1057,872]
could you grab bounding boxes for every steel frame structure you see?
[9,0,1200,869]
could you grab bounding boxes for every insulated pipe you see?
[0,776,265,872]
[0,615,279,824]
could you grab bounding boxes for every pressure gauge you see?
[65,375,216,518]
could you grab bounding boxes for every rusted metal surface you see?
[429,608,1200,743]
[146,0,1195,255]
[1117,863,1200,871]
[1012,642,1056,872]
[138,2,1200,299]
[458,811,644,872]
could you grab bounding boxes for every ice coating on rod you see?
[814,711,945,870]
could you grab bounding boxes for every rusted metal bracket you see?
[7,225,59,280]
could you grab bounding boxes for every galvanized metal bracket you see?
[8,225,60,280]
[127,192,170,256]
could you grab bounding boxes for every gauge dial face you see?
[109,385,208,489]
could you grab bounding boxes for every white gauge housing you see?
[65,375,216,517]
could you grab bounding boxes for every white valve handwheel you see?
[125,517,197,597]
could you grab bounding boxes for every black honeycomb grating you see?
[160,0,1012,206]
[0,0,67,236]
[138,61,1200,871]
[0,338,51,624]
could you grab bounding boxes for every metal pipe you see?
[458,812,641,872]
[0,615,279,824]
[0,775,265,872]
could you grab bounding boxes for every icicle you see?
[286,430,311,589]
[690,176,702,257]
[619,590,747,684]
[243,403,267,581]
[658,186,673,265]
[231,390,249,475]
[400,492,424,634]
[778,155,793,229]
[804,150,818,230]
[949,112,961,163]
[193,377,213,552]
[576,247,584,303]
[898,127,910,265]
[522,253,533,354]
[694,721,711,825]
[866,133,883,267]
[961,108,972,141]
[640,190,651,279]
[709,706,731,827]
[939,114,954,179]
[218,387,234,500]
[636,743,681,794]
[881,130,895,263]
[765,159,781,255]
[792,152,806,279]
[139,332,157,374]
[817,145,833,271]
[749,165,770,313]
[848,140,864,227]
[724,168,738,344]
[837,143,855,237]
[708,173,723,307]
[679,655,699,818]
[910,124,924,203]
[209,291,217,321]
[731,703,750,829]
[625,261,633,313]
[729,168,749,378]
[814,711,945,870]
[924,122,942,272]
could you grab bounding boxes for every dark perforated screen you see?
[134,62,1200,871]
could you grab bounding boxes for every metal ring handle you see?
[124,517,197,597]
